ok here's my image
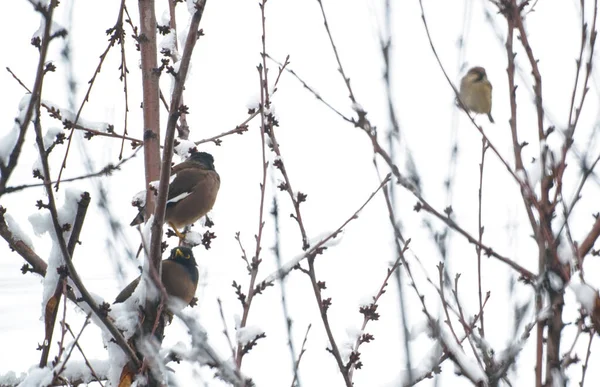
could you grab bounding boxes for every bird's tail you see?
[488,113,495,123]
[130,209,145,226]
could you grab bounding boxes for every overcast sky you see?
[1,0,599,386]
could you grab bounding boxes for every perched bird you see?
[131,151,220,239]
[459,66,494,123]
[114,246,199,312]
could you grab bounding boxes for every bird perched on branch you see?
[114,246,199,312]
[130,151,220,240]
[459,66,494,123]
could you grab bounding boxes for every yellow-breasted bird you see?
[131,151,220,239]
[114,246,199,312]
[459,66,494,123]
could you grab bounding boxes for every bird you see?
[114,246,199,312]
[130,151,220,240]
[459,66,494,123]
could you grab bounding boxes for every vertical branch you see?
[501,4,545,385]
[235,7,269,367]
[167,0,191,140]
[142,4,207,363]
[147,0,207,268]
[377,1,415,376]
[271,186,299,382]
[476,139,487,337]
[117,0,130,159]
[138,0,162,220]
[504,4,525,172]
[290,324,311,387]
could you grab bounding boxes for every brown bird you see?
[114,246,199,312]
[459,66,494,123]
[131,151,220,239]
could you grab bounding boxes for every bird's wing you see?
[167,168,205,202]
[114,276,141,304]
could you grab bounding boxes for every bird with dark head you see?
[459,66,494,123]
[114,246,199,313]
[130,151,220,240]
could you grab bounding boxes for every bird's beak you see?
[174,248,190,260]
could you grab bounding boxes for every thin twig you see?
[56,1,129,189]
[476,138,488,337]
[217,298,237,363]
[0,1,61,194]
[235,4,270,369]
[1,147,140,195]
[290,324,311,387]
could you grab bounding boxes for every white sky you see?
[1,0,599,386]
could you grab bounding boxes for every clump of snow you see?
[16,366,53,387]
[159,28,179,59]
[18,94,33,113]
[29,188,84,315]
[263,105,277,118]
[105,339,129,386]
[0,95,34,164]
[41,99,113,133]
[42,126,64,151]
[172,60,182,77]
[184,230,202,247]
[58,189,84,239]
[338,340,354,364]
[233,314,241,329]
[40,249,63,314]
[0,123,19,165]
[526,157,542,189]
[55,360,109,384]
[556,238,572,265]
[261,230,346,283]
[550,369,565,387]
[246,92,260,111]
[357,293,375,308]
[149,180,161,191]
[5,213,33,246]
[387,341,443,386]
[408,319,430,340]
[111,301,141,339]
[164,341,189,359]
[570,281,598,313]
[174,139,197,158]
[131,190,146,207]
[160,9,171,27]
[186,0,200,14]
[28,211,51,237]
[167,295,189,315]
[178,314,247,385]
[516,170,527,185]
[32,16,65,42]
[546,271,564,292]
[441,328,488,385]
[352,102,365,114]
[345,326,363,342]
[0,371,25,385]
[236,325,264,346]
